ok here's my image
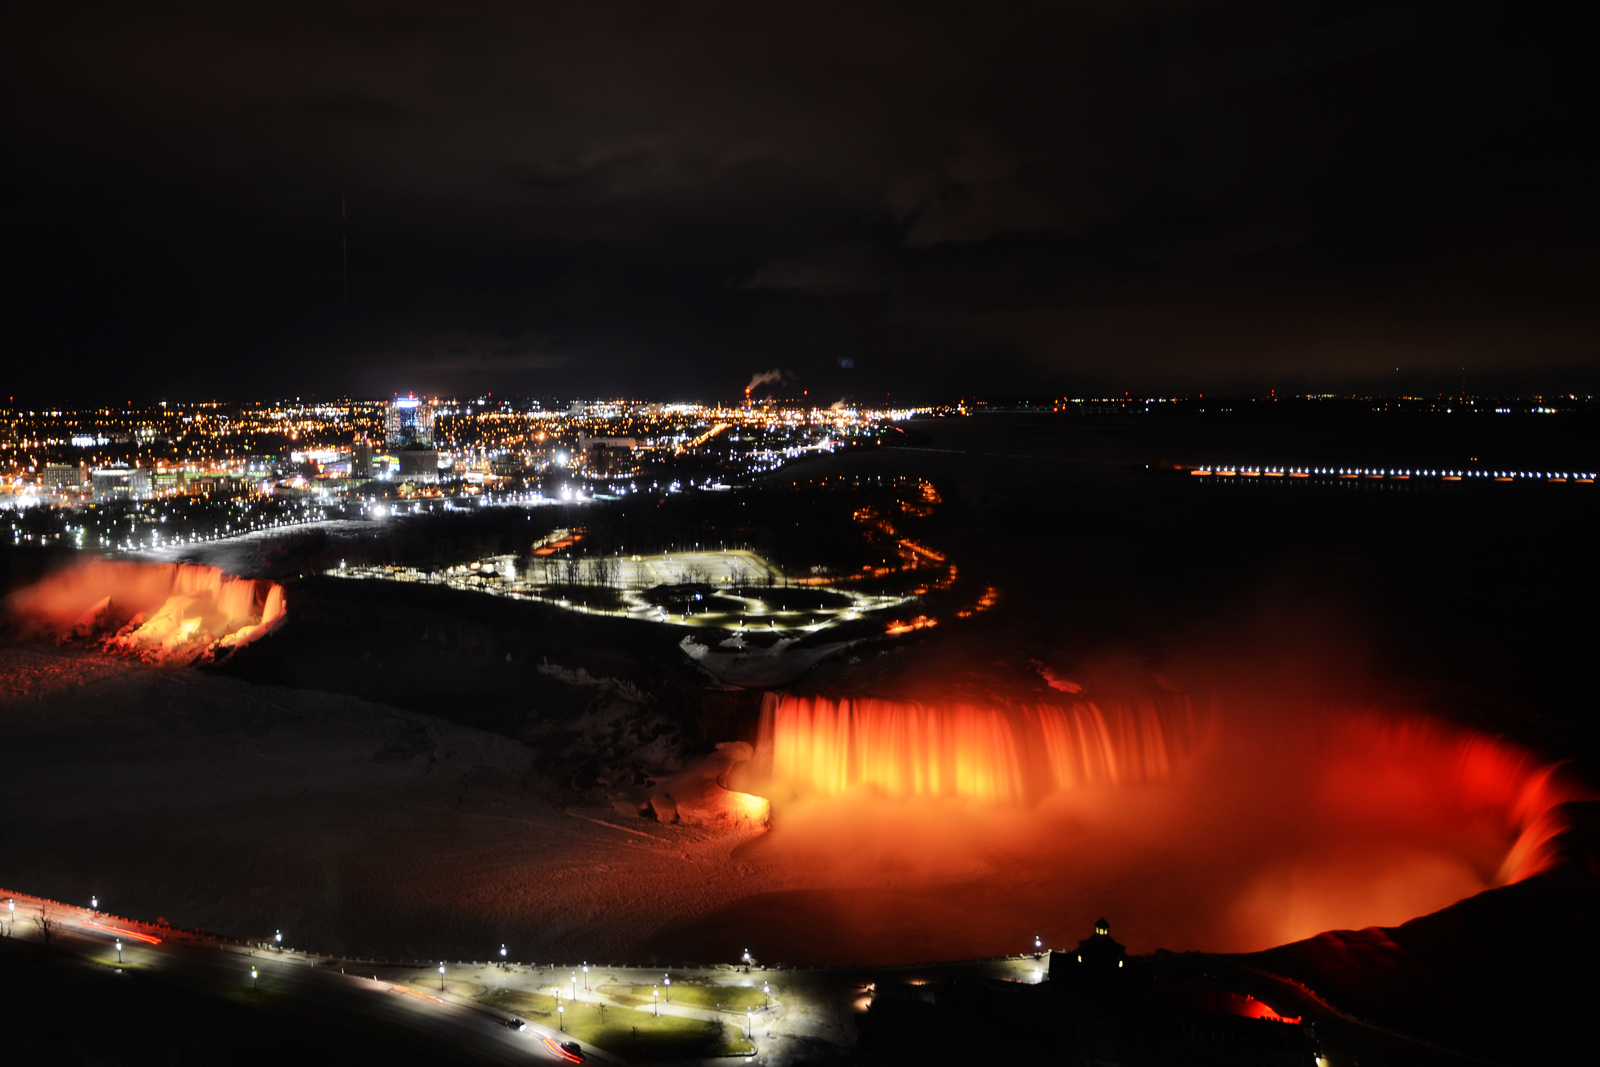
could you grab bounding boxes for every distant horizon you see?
[6,388,1600,411]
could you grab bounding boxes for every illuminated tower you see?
[385,397,434,447]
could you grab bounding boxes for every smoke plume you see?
[745,368,788,393]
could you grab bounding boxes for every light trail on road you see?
[0,890,579,1065]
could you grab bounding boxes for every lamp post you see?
[275,929,282,949]
[116,939,123,963]
[251,966,258,991]
[653,986,659,1016]
[438,962,445,991]
[664,974,671,1002]
[763,981,770,1008]
[500,944,507,968]
[90,895,98,913]
[1035,934,1043,955]
[746,1008,753,1039]
[558,1002,565,1031]
[571,971,577,1000]
[583,962,589,991]
[742,948,751,971]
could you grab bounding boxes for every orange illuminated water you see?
[756,692,1199,804]
[6,559,287,664]
[681,690,1592,965]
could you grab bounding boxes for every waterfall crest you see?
[756,691,1201,804]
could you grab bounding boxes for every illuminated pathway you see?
[0,891,600,1065]
[0,887,1488,1067]
[0,886,1044,1065]
[332,549,913,637]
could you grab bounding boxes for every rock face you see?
[1242,798,1600,1067]
[649,794,679,823]
[679,634,855,687]
[633,741,771,830]
[72,596,114,637]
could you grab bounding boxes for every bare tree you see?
[34,905,55,947]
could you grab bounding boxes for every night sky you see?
[5,1,1596,404]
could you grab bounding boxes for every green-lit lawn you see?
[603,983,770,1013]
[477,991,754,1060]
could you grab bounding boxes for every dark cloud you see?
[3,0,1596,403]
[746,243,886,294]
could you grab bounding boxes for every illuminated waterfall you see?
[731,689,1591,960]
[756,691,1201,804]
[7,559,288,664]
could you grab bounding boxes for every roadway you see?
[2,892,599,1065]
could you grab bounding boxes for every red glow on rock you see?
[7,559,287,664]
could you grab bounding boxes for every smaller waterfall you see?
[7,559,288,664]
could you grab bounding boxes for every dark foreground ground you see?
[0,936,495,1067]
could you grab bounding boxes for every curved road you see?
[4,892,601,1065]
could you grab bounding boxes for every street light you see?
[558,1003,565,1031]
[571,971,577,1000]
[1035,934,1044,954]
[116,939,123,963]
[251,966,258,990]
[664,974,671,1002]
[90,895,98,912]
[583,962,589,991]
[439,962,446,991]
[653,986,659,1016]
[747,1008,753,1039]
[763,981,770,1008]
[500,944,508,967]
[275,929,282,947]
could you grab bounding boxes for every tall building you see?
[385,397,434,447]
[351,436,375,478]
[397,445,440,483]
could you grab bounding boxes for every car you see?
[502,1018,525,1030]
[541,1036,585,1062]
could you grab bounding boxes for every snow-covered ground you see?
[0,645,791,964]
